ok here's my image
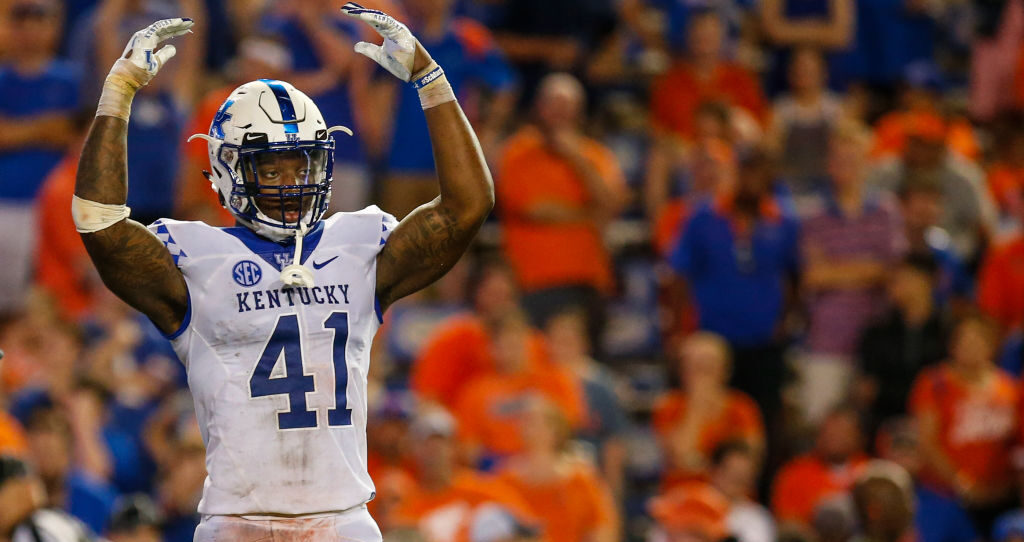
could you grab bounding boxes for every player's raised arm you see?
[342,3,495,310]
[74,19,192,334]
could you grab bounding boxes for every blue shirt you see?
[668,198,800,346]
[387,19,516,174]
[833,0,936,87]
[125,91,185,219]
[915,485,978,542]
[0,61,80,202]
[65,470,117,535]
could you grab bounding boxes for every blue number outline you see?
[248,311,354,430]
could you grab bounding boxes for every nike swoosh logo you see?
[312,256,339,270]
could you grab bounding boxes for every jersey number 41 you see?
[249,312,353,430]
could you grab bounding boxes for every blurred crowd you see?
[8,0,1024,541]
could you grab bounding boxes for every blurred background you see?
[4,0,1024,541]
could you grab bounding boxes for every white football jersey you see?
[147,206,397,516]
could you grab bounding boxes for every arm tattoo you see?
[377,204,476,308]
[375,101,495,310]
[76,116,188,334]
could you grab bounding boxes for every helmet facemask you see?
[217,139,336,241]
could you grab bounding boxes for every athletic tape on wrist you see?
[72,195,131,233]
[95,59,149,121]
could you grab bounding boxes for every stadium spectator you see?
[871,64,979,164]
[496,397,619,542]
[798,122,906,425]
[909,314,1018,530]
[652,332,764,488]
[666,150,798,424]
[649,10,765,143]
[977,218,1024,334]
[378,0,517,218]
[709,441,776,542]
[850,461,917,542]
[410,259,547,410]
[766,47,844,202]
[897,175,972,308]
[855,253,950,436]
[649,136,737,256]
[12,389,117,534]
[771,406,868,529]
[0,0,80,312]
[389,407,538,542]
[543,307,629,499]
[144,396,203,542]
[0,455,100,542]
[876,418,979,542]
[496,73,626,346]
[489,0,616,103]
[453,310,584,464]
[868,112,994,263]
[760,0,854,97]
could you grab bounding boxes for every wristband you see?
[412,62,455,110]
[412,65,444,89]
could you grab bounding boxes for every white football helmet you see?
[189,79,351,241]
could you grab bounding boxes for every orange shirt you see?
[909,364,1019,491]
[652,390,764,454]
[871,112,979,162]
[497,127,625,293]
[653,198,690,257]
[410,314,550,409]
[393,469,540,542]
[454,366,584,457]
[496,462,617,542]
[650,61,766,140]
[978,236,1024,332]
[652,390,764,487]
[987,163,1024,214]
[35,154,94,320]
[0,412,27,456]
[771,454,868,526]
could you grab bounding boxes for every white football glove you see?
[340,3,421,82]
[97,18,193,120]
[119,17,194,82]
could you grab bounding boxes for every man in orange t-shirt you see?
[652,333,764,489]
[411,261,548,410]
[772,407,868,527]
[454,312,583,462]
[497,73,626,349]
[391,408,541,542]
[909,315,1018,507]
[496,397,618,542]
[649,11,765,142]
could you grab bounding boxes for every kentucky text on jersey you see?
[236,284,351,313]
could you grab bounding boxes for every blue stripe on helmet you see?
[260,79,299,134]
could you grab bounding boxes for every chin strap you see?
[280,222,315,288]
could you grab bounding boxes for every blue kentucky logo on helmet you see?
[210,99,235,139]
